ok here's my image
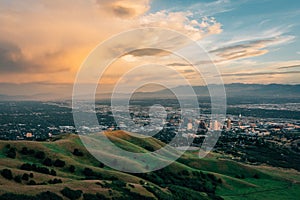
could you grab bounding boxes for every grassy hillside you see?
[0,131,300,200]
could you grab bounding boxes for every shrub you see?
[35,151,45,160]
[83,168,94,177]
[83,193,107,200]
[31,164,37,171]
[1,169,13,180]
[61,187,82,200]
[43,158,52,166]
[73,149,84,156]
[6,147,16,159]
[50,169,57,176]
[0,193,36,200]
[36,166,49,175]
[98,162,105,168]
[36,191,63,200]
[69,165,75,173]
[111,180,126,188]
[14,175,22,183]
[48,178,62,184]
[21,163,32,171]
[253,173,260,179]
[22,173,29,181]
[53,159,65,167]
[28,149,35,155]
[29,173,34,178]
[28,180,36,185]
[20,147,28,155]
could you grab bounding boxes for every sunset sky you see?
[0,0,299,99]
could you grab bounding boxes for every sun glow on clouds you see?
[0,0,222,85]
[0,0,299,98]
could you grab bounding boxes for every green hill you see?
[0,131,300,200]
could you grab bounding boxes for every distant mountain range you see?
[1,83,300,101]
[131,83,300,100]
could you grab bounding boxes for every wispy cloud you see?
[186,0,237,16]
[277,64,300,70]
[220,70,300,77]
[209,35,294,62]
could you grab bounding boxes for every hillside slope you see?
[0,131,300,200]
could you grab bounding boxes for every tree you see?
[50,169,57,176]
[14,175,22,183]
[53,159,65,167]
[35,151,45,160]
[69,165,75,173]
[61,187,82,200]
[22,173,29,181]
[43,158,52,166]
[73,149,84,156]
[1,169,13,180]
[37,191,63,200]
[20,147,28,155]
[28,180,36,185]
[6,147,16,159]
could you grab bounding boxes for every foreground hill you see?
[0,131,300,200]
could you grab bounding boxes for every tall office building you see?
[227,118,232,130]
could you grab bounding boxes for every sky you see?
[0,0,299,99]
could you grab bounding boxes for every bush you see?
[21,163,32,171]
[48,178,62,184]
[1,169,13,180]
[20,147,28,155]
[28,180,36,185]
[98,162,105,168]
[36,166,50,174]
[69,165,75,173]
[83,193,108,200]
[29,173,34,178]
[73,149,84,156]
[253,173,260,179]
[22,173,29,181]
[14,175,22,183]
[50,169,57,176]
[28,149,35,155]
[36,191,63,200]
[20,163,52,175]
[83,168,94,177]
[43,158,52,166]
[0,193,36,200]
[35,151,45,160]
[111,180,126,188]
[61,187,82,200]
[6,147,16,159]
[53,159,65,167]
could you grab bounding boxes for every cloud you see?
[220,70,300,77]
[210,36,294,61]
[0,41,69,73]
[0,41,27,73]
[96,0,150,18]
[277,64,300,70]
[185,0,234,16]
[167,62,192,67]
[140,11,223,41]
[126,48,169,57]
